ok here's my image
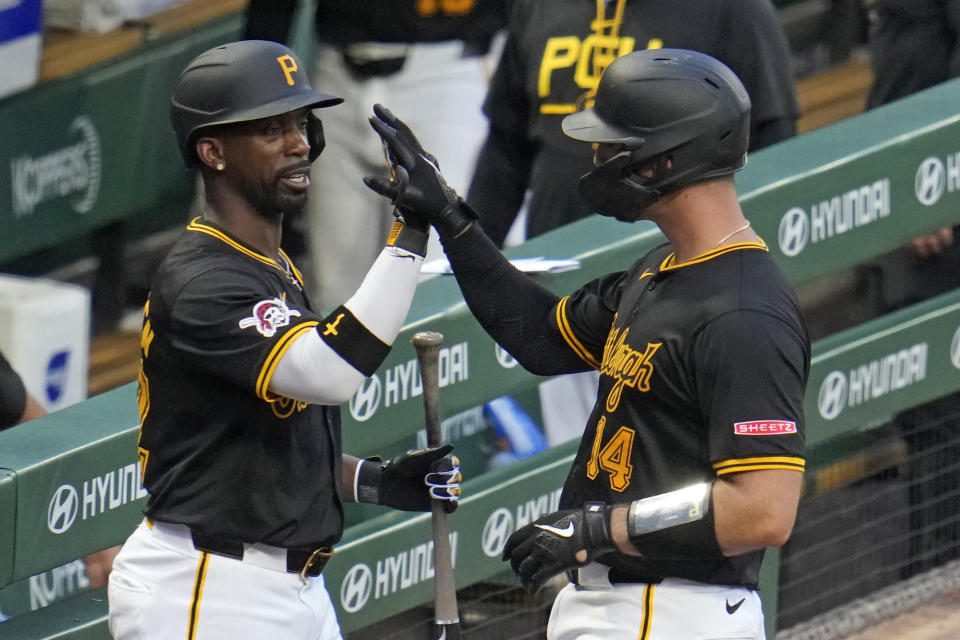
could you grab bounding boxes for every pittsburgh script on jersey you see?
[601,322,661,412]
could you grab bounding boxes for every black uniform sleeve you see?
[243,0,297,43]
[466,7,536,247]
[442,224,595,375]
[552,272,625,369]
[692,310,808,474]
[0,351,27,430]
[719,0,799,150]
[165,268,322,401]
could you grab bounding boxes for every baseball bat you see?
[412,330,460,640]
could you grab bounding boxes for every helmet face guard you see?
[577,149,661,219]
[170,40,343,167]
[562,49,751,219]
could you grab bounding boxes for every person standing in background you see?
[244,0,509,311]
[863,0,960,312]
[469,0,798,248]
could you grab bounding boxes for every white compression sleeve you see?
[342,246,424,342]
[269,246,423,404]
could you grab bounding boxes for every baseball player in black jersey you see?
[107,40,460,640]
[366,49,809,639]
[470,0,798,248]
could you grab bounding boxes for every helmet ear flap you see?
[307,113,325,163]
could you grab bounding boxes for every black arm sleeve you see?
[441,224,592,375]
[243,0,298,43]
[0,352,27,430]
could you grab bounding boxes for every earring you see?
[216,162,225,171]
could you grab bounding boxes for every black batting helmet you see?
[170,40,343,167]
[562,48,751,218]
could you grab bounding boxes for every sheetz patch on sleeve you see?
[733,420,797,436]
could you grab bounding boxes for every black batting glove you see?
[363,104,476,239]
[501,503,615,593]
[357,444,461,513]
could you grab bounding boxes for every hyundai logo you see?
[340,563,373,613]
[818,371,848,421]
[349,375,382,422]
[482,508,515,558]
[915,157,946,207]
[48,485,79,534]
[778,207,809,257]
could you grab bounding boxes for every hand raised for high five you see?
[364,104,476,239]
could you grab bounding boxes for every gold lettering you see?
[276,55,298,86]
[601,325,660,412]
[539,37,581,98]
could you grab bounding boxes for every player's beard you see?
[239,173,307,222]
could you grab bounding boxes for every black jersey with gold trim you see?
[554,240,809,587]
[137,217,343,549]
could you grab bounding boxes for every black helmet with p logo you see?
[170,40,343,167]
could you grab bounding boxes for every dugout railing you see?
[3,71,960,639]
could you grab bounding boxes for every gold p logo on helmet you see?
[276,55,298,86]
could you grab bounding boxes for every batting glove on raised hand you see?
[357,444,461,513]
[502,503,615,592]
[363,103,476,239]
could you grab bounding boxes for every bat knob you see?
[412,331,444,348]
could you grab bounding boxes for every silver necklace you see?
[277,252,301,289]
[712,220,751,249]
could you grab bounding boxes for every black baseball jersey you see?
[0,350,27,431]
[137,218,343,549]
[555,240,809,587]
[468,0,799,245]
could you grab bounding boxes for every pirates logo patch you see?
[239,298,302,337]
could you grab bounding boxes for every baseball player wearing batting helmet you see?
[366,49,809,639]
[107,40,460,640]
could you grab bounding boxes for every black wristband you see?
[386,220,428,257]
[627,489,721,558]
[356,459,383,504]
[583,503,616,555]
